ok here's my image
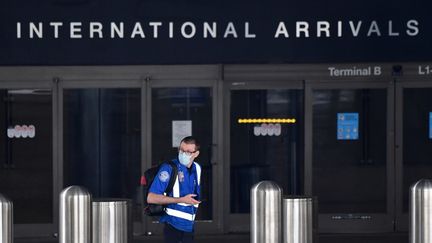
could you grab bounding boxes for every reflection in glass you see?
[403,88,432,212]
[230,90,303,213]
[0,89,53,223]
[313,89,387,213]
[152,88,213,220]
[63,89,141,221]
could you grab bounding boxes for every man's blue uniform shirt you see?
[149,159,201,232]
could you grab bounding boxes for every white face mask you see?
[178,151,192,166]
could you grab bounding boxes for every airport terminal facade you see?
[1,0,432,238]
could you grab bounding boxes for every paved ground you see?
[15,232,409,243]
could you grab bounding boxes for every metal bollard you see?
[283,197,312,243]
[0,194,13,243]
[410,179,432,243]
[59,186,92,243]
[251,181,282,243]
[92,199,131,243]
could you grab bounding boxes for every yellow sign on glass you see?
[237,118,296,124]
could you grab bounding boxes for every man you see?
[147,136,202,243]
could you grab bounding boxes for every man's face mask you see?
[178,151,193,166]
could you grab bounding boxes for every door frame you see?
[223,80,304,232]
[394,77,432,231]
[0,79,57,237]
[304,79,395,233]
[56,65,220,236]
[57,78,144,235]
[145,77,223,234]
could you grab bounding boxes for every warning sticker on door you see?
[337,113,359,140]
[429,112,432,139]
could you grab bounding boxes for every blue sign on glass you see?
[337,113,359,140]
[429,112,432,139]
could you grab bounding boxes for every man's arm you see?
[147,192,200,205]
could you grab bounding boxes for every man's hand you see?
[180,194,201,205]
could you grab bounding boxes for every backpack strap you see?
[164,160,178,195]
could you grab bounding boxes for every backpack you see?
[140,160,178,216]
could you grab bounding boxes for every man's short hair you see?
[180,136,200,151]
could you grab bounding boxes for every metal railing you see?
[250,181,314,243]
[59,186,92,243]
[283,196,313,243]
[93,199,131,243]
[0,193,13,243]
[410,179,432,243]
[251,181,282,243]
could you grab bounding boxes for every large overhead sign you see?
[14,20,418,39]
[0,0,431,65]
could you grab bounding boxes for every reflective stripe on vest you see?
[165,208,196,221]
[195,162,201,185]
[172,162,201,199]
[171,162,201,210]
[194,163,201,208]
[173,175,180,198]
[177,202,200,208]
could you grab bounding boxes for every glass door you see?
[395,80,432,231]
[0,82,56,237]
[305,80,395,233]
[225,81,304,231]
[59,80,144,235]
[145,79,221,234]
